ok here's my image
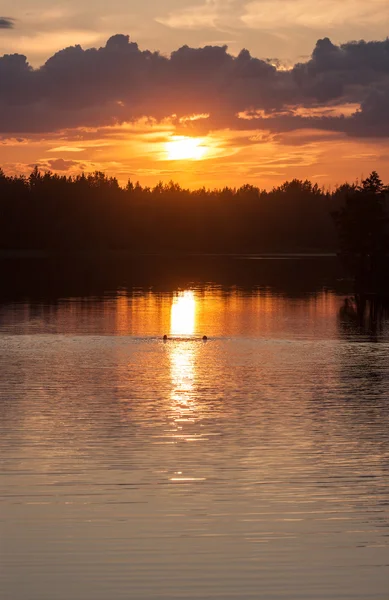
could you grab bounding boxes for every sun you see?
[165,136,208,161]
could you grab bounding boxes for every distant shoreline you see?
[0,250,337,260]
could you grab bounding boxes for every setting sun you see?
[165,136,208,161]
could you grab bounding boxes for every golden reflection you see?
[170,290,196,336]
[170,342,196,421]
[168,291,205,450]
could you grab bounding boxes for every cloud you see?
[156,1,221,29]
[47,158,80,171]
[242,0,389,30]
[1,33,389,138]
[156,0,238,30]
[0,17,14,29]
[49,145,85,152]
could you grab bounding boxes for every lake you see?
[0,257,388,600]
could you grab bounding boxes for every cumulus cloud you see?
[1,33,389,137]
[0,17,14,28]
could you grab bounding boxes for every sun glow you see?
[166,136,208,161]
[171,291,196,336]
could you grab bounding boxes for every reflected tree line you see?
[0,254,346,302]
[339,295,389,337]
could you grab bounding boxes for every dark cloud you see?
[0,17,14,29]
[47,158,80,171]
[28,158,86,172]
[1,34,389,136]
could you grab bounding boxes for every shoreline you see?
[0,250,337,259]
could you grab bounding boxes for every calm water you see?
[1,259,388,600]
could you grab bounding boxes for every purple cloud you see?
[0,17,14,29]
[0,34,389,137]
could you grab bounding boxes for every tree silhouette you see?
[0,165,386,262]
[359,171,386,194]
[332,171,389,294]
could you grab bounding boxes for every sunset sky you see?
[1,0,389,188]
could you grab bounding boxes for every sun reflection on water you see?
[170,342,196,420]
[170,290,196,337]
[168,291,204,451]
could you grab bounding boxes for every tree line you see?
[0,167,388,264]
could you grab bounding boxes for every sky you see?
[1,0,389,189]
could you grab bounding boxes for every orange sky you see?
[2,121,389,190]
[2,2,389,188]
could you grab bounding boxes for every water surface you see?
[1,259,388,600]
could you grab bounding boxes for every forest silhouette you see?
[0,167,388,261]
